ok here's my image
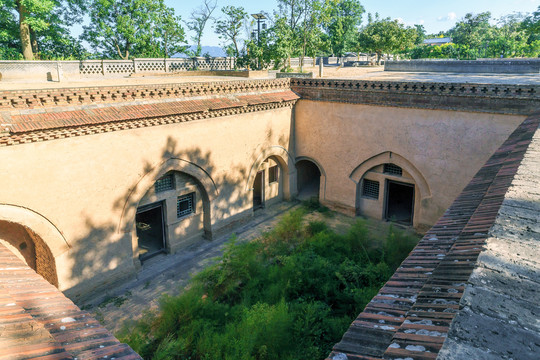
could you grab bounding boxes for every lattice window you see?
[155,174,175,193]
[169,61,193,71]
[137,61,165,72]
[384,163,403,176]
[80,63,102,75]
[362,179,379,199]
[269,166,279,183]
[177,193,195,218]
[105,63,134,74]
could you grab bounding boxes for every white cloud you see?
[437,12,457,22]
[396,17,405,24]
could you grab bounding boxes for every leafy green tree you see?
[82,0,186,59]
[486,14,528,58]
[358,16,417,64]
[1,0,85,59]
[298,0,327,70]
[214,5,248,58]
[448,12,494,50]
[521,5,540,56]
[414,24,426,45]
[0,1,22,59]
[186,0,216,57]
[323,0,364,56]
[522,5,540,36]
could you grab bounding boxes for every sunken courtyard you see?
[0,68,539,360]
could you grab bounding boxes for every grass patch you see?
[301,197,332,216]
[119,209,419,360]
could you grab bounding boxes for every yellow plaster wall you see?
[0,106,294,302]
[294,100,525,229]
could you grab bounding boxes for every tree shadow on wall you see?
[65,132,286,305]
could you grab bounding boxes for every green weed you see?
[118,210,419,359]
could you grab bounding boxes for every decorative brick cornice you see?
[0,99,296,147]
[0,78,291,109]
[291,78,540,115]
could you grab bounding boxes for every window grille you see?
[177,193,195,218]
[362,179,379,199]
[384,163,403,176]
[155,174,175,193]
[269,165,279,183]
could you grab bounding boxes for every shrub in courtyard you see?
[119,209,419,359]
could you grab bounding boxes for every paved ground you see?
[2,66,538,91]
[84,201,358,334]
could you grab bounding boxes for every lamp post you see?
[251,13,267,70]
[251,13,267,46]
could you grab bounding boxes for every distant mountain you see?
[174,45,227,58]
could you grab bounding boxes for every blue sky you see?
[168,0,540,46]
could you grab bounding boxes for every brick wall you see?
[291,78,540,115]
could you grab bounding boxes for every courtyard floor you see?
[84,201,360,334]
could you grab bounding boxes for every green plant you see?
[119,210,419,359]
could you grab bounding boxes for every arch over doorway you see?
[351,152,431,227]
[118,158,218,234]
[0,204,70,257]
[350,151,431,200]
[0,204,65,287]
[246,146,296,201]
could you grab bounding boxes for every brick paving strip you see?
[0,242,141,359]
[327,111,540,360]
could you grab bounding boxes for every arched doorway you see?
[252,157,283,210]
[296,159,322,201]
[135,170,211,261]
[0,220,58,287]
[357,163,416,225]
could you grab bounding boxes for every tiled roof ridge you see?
[0,78,291,110]
[0,241,142,360]
[290,79,540,116]
[327,111,540,360]
[290,78,540,100]
[0,91,299,147]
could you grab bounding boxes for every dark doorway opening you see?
[385,181,414,225]
[253,170,265,210]
[296,160,321,201]
[136,203,166,261]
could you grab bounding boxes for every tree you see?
[186,0,216,57]
[214,6,248,58]
[1,0,85,59]
[298,0,327,71]
[449,12,494,50]
[487,14,528,58]
[323,0,364,56]
[82,0,186,59]
[358,17,417,64]
[414,24,426,45]
[522,5,540,35]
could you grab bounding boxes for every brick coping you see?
[0,241,142,359]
